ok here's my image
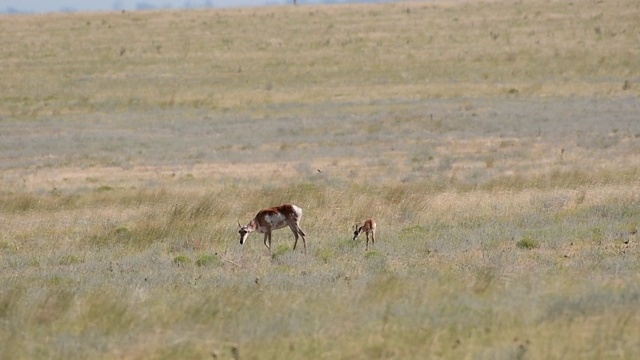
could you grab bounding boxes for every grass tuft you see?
[95,185,115,193]
[173,254,190,266]
[516,237,540,250]
[195,254,221,267]
[271,244,291,262]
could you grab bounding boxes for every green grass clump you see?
[195,254,221,267]
[270,244,291,261]
[173,254,190,266]
[516,237,540,250]
[95,185,114,193]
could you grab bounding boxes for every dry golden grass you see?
[1,0,640,359]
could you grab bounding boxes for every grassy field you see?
[1,0,640,359]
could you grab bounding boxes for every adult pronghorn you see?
[238,204,307,254]
[353,218,376,250]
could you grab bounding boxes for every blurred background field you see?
[1,0,640,359]
[1,0,638,118]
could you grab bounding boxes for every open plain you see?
[1,0,640,358]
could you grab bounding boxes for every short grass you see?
[1,0,640,359]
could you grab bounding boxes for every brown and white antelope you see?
[238,204,307,254]
[353,218,376,250]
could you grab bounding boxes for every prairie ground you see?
[1,0,640,359]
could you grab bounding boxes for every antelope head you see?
[352,223,362,240]
[238,221,250,245]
